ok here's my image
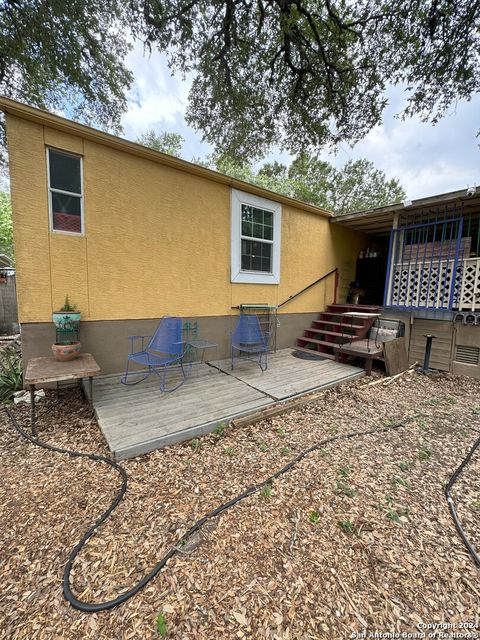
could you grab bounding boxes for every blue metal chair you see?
[121,316,186,392]
[231,314,270,371]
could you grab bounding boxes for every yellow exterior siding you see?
[44,126,84,155]
[5,111,365,323]
[7,116,52,322]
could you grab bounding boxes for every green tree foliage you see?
[2,1,478,163]
[0,0,132,132]
[206,155,292,195]
[329,159,406,215]
[287,154,335,211]
[136,0,480,159]
[204,154,405,215]
[136,130,184,157]
[0,192,13,264]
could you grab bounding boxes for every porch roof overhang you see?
[331,188,480,235]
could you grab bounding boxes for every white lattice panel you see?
[457,258,480,311]
[388,258,480,311]
[389,260,455,309]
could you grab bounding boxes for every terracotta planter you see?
[52,342,81,362]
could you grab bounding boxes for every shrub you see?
[0,346,22,403]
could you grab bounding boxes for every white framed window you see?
[231,189,281,284]
[47,148,84,234]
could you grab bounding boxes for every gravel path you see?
[1,369,479,639]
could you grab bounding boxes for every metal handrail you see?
[277,267,338,309]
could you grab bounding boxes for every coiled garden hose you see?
[445,433,480,568]
[4,406,479,613]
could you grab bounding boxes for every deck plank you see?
[210,349,363,400]
[91,350,363,459]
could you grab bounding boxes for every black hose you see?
[4,406,479,613]
[445,433,480,567]
[5,407,129,611]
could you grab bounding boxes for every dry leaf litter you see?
[0,366,479,639]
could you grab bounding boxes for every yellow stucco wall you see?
[6,114,366,323]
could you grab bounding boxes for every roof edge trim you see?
[0,96,332,218]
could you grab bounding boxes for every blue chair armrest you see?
[172,340,188,358]
[127,335,152,353]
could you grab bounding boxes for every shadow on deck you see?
[90,349,364,459]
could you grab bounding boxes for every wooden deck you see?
[90,349,364,459]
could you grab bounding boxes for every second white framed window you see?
[231,189,281,284]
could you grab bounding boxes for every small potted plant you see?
[52,295,81,330]
[52,295,81,361]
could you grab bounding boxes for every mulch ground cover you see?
[1,368,479,639]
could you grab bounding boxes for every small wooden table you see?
[24,353,101,436]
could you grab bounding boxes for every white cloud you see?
[121,42,211,160]
[122,51,480,198]
[330,87,480,199]
[122,43,189,137]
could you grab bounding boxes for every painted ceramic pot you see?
[52,311,81,330]
[52,342,81,362]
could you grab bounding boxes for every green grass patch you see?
[390,476,410,491]
[418,443,432,461]
[213,423,228,438]
[424,397,441,406]
[260,484,272,498]
[399,460,415,472]
[156,613,168,637]
[333,481,356,498]
[338,519,354,534]
[386,509,401,523]
[190,438,202,452]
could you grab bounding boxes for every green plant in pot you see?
[52,295,81,330]
[52,295,81,361]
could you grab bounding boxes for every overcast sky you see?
[121,43,480,201]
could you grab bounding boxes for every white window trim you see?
[231,188,281,284]
[46,147,85,236]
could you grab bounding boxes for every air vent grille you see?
[455,344,480,365]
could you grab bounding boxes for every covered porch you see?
[333,188,480,315]
[332,188,480,377]
[89,349,364,459]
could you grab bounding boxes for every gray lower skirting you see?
[20,312,319,377]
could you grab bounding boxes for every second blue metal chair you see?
[231,314,270,371]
